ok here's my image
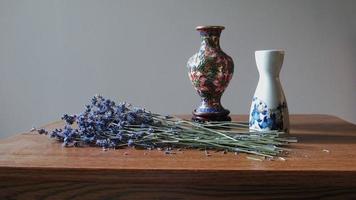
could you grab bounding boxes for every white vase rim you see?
[255,49,285,54]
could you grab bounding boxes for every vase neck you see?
[197,26,224,50]
[200,36,221,50]
[255,50,284,77]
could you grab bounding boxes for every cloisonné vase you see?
[249,50,289,132]
[187,26,234,121]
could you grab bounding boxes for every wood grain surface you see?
[0,114,356,199]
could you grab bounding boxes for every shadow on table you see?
[291,133,356,144]
[291,121,356,144]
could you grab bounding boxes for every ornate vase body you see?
[187,26,234,121]
[249,50,289,132]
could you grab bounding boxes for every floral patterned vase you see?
[249,50,289,132]
[187,26,234,121]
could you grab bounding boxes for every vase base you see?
[192,110,231,122]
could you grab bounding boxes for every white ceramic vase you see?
[249,50,289,133]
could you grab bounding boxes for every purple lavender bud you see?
[109,140,118,148]
[49,128,62,138]
[119,121,127,128]
[74,141,81,147]
[85,105,91,112]
[62,114,76,125]
[37,128,48,135]
[127,112,138,124]
[116,104,126,114]
[64,136,70,143]
[96,139,110,148]
[133,107,145,114]
[82,136,95,143]
[104,99,112,106]
[142,115,154,124]
[91,96,98,105]
[113,132,123,140]
[127,139,134,147]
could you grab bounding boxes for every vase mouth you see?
[255,49,285,54]
[196,26,225,31]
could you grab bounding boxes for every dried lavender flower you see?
[38,95,296,159]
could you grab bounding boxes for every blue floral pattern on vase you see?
[249,97,287,132]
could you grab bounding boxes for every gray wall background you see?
[0,0,355,138]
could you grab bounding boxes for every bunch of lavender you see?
[39,95,296,159]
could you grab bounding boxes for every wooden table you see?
[0,115,356,199]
